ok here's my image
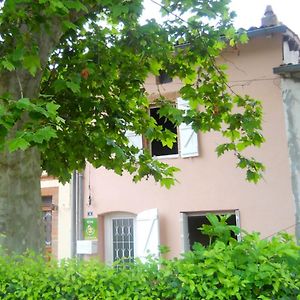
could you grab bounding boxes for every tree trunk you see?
[0,7,94,254]
[0,147,42,254]
[0,17,64,254]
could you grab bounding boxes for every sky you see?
[142,0,300,37]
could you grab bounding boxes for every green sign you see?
[83,218,98,240]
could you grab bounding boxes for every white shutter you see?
[125,130,143,155]
[235,210,242,242]
[177,98,199,158]
[180,212,189,253]
[136,208,159,262]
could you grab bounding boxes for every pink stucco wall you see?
[84,33,295,259]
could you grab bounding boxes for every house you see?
[43,7,299,262]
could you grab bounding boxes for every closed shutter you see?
[125,130,143,155]
[177,98,199,158]
[136,208,159,261]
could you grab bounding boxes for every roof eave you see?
[247,25,287,38]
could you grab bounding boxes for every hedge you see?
[0,227,299,299]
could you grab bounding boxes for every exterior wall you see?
[84,33,295,259]
[41,178,72,260]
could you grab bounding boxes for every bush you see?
[0,230,299,299]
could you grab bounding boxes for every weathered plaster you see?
[281,78,300,242]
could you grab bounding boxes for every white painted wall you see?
[283,41,299,65]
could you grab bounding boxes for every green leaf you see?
[15,98,33,110]
[32,127,57,143]
[160,177,174,189]
[53,79,66,93]
[23,55,41,76]
[46,102,60,117]
[239,32,249,44]
[2,60,15,71]
[149,59,162,76]
[8,137,30,151]
[66,81,80,93]
[64,0,88,12]
[0,104,6,116]
[62,20,77,31]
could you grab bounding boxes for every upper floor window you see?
[150,107,178,156]
[126,98,199,159]
[157,70,173,84]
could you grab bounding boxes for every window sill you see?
[153,154,179,160]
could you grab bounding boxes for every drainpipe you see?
[70,171,84,258]
[77,172,84,259]
[70,171,76,257]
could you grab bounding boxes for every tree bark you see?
[0,147,42,253]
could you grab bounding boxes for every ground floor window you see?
[105,213,136,264]
[180,210,240,251]
[103,209,159,264]
[112,217,135,262]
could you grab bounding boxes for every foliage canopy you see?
[0,0,265,186]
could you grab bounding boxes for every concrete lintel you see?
[273,64,300,79]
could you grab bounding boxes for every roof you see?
[246,24,287,38]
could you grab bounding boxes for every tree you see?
[0,0,264,253]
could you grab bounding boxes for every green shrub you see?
[0,229,299,299]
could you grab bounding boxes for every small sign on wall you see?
[77,240,98,254]
[83,218,98,240]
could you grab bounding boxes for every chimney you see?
[261,5,278,27]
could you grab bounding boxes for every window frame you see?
[180,209,241,252]
[104,212,136,265]
[125,98,199,160]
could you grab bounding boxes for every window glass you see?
[112,218,135,262]
[43,211,52,247]
[42,196,52,206]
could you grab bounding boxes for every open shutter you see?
[177,98,199,158]
[180,212,189,253]
[136,208,159,261]
[234,210,242,242]
[125,130,143,155]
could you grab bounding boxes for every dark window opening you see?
[157,70,173,84]
[42,196,53,248]
[150,107,178,156]
[42,196,52,207]
[187,214,237,249]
